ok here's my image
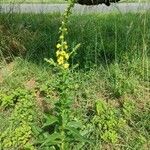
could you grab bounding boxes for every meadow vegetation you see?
[0,7,150,150]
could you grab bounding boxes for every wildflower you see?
[64,45,68,50]
[45,1,75,71]
[56,43,61,49]
[57,56,64,65]
[60,50,65,56]
[63,41,67,45]
[63,28,67,32]
[63,63,69,69]
[63,42,68,50]
[64,53,69,60]
[59,35,64,40]
[60,51,69,60]
[56,50,60,57]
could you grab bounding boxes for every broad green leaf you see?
[96,100,107,115]
[65,126,90,143]
[31,125,43,136]
[42,114,58,128]
[41,132,63,147]
[67,120,83,129]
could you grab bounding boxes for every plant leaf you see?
[65,126,90,143]
[42,114,58,128]
[41,132,63,147]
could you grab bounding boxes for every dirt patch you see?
[24,78,36,90]
[6,62,15,72]
[36,90,51,113]
[0,62,15,84]
[0,73,3,84]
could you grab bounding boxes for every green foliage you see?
[36,71,88,149]
[123,99,135,119]
[106,63,138,98]
[92,100,125,143]
[0,11,150,150]
[0,92,15,109]
[1,12,150,66]
[0,27,26,62]
[0,89,36,150]
[0,61,149,149]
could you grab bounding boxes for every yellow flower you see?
[63,41,67,45]
[64,45,68,50]
[64,28,67,32]
[65,53,69,60]
[60,50,66,56]
[57,56,64,65]
[63,63,69,69]
[62,41,68,50]
[59,35,64,40]
[56,51,59,56]
[58,51,69,60]
[56,43,61,49]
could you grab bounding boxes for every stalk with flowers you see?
[41,1,86,149]
[45,0,80,70]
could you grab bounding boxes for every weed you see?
[0,89,36,149]
[92,100,125,144]
[35,1,88,149]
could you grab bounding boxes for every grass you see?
[0,12,150,149]
[1,12,149,67]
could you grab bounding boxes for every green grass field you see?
[0,11,150,149]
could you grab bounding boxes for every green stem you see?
[61,110,65,150]
[59,2,75,149]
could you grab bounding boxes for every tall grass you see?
[0,12,150,66]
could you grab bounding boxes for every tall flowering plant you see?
[45,0,80,70]
[41,1,87,150]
